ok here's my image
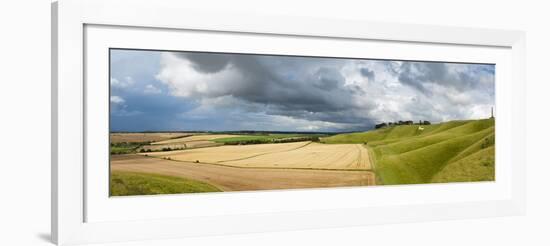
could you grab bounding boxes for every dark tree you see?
[375,123,388,129]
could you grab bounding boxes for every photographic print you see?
[109,49,495,196]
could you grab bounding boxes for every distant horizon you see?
[110,49,495,132]
[110,116,494,134]
[110,130,341,134]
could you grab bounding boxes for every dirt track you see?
[111,154,375,191]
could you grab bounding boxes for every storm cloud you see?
[156,52,372,127]
[398,61,494,96]
[111,49,495,132]
[360,67,376,81]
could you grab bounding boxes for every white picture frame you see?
[52,0,526,245]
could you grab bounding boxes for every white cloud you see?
[156,53,244,98]
[144,84,162,94]
[110,95,125,104]
[110,76,134,88]
[110,95,142,117]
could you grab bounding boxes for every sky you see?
[110,49,495,132]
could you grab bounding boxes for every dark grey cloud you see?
[360,67,375,81]
[397,61,494,96]
[168,53,367,124]
[176,52,231,73]
[313,67,344,90]
[154,51,495,131]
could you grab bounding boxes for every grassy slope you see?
[322,119,495,185]
[110,171,221,196]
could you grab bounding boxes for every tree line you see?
[375,120,431,129]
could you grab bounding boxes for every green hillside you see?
[322,119,495,185]
[110,171,221,196]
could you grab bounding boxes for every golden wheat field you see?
[143,141,308,162]
[223,143,371,170]
[142,142,371,170]
[111,154,375,191]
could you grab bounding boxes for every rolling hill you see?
[321,118,495,185]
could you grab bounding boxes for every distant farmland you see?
[151,134,241,145]
[110,132,192,143]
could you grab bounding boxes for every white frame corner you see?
[52,0,526,245]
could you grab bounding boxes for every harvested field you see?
[143,141,310,163]
[224,143,371,170]
[110,133,192,143]
[142,142,371,170]
[151,134,242,145]
[111,154,375,191]
[140,141,223,151]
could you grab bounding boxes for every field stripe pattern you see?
[143,142,371,170]
[111,155,375,191]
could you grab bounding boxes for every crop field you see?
[111,133,329,155]
[151,134,241,145]
[110,132,192,143]
[211,134,325,144]
[112,134,238,153]
[142,141,311,163]
[111,154,375,192]
[140,141,223,152]
[146,142,371,170]
[212,134,301,143]
[221,143,370,170]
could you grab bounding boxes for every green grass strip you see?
[110,171,221,196]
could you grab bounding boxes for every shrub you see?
[481,138,491,149]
